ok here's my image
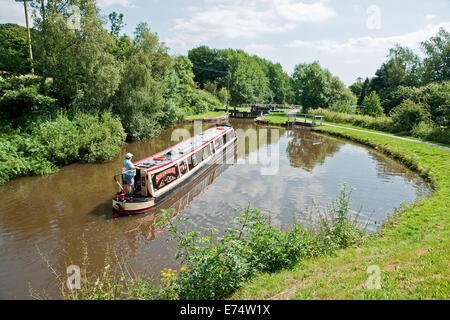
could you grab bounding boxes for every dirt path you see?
[324,123,450,151]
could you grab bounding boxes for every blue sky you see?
[1,0,449,85]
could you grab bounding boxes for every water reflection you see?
[285,128,342,171]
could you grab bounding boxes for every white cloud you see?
[0,0,27,26]
[286,22,450,53]
[97,0,136,8]
[274,0,337,22]
[165,0,336,49]
[424,14,436,20]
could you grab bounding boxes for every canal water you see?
[0,120,430,299]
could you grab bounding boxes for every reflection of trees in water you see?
[232,119,285,159]
[369,152,419,183]
[286,129,342,171]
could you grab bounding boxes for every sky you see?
[1,0,449,86]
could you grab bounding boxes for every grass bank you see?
[182,110,226,120]
[231,124,450,299]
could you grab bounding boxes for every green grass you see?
[182,110,226,120]
[261,112,450,148]
[231,125,450,300]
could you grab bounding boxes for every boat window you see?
[226,132,234,143]
[188,149,203,170]
[203,145,211,160]
[152,165,179,191]
[180,160,187,175]
[214,136,223,150]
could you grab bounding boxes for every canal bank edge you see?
[231,124,449,300]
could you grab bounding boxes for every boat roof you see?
[133,125,233,173]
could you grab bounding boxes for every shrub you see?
[74,112,126,163]
[33,111,126,165]
[0,132,56,185]
[159,184,364,300]
[329,101,356,114]
[0,86,57,128]
[389,100,431,134]
[411,121,450,144]
[33,113,81,165]
[362,91,384,117]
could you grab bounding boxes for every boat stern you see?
[112,195,155,217]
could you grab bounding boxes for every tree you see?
[362,91,384,117]
[390,100,430,133]
[357,78,370,106]
[108,12,125,38]
[228,52,271,106]
[31,0,121,109]
[266,62,293,104]
[0,23,39,74]
[349,77,364,98]
[112,23,173,139]
[188,46,228,88]
[421,28,450,84]
[292,62,334,110]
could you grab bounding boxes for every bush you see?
[159,184,364,300]
[362,91,384,117]
[411,121,450,144]
[75,112,126,163]
[33,111,126,165]
[0,132,56,185]
[0,86,57,128]
[310,109,394,132]
[389,100,431,134]
[329,101,356,114]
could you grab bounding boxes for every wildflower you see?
[180,266,187,272]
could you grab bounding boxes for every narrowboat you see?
[112,123,238,217]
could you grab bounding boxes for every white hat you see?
[125,153,134,159]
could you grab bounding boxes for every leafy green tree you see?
[31,0,121,109]
[421,28,450,83]
[292,61,333,110]
[349,77,364,98]
[362,91,384,117]
[0,23,39,74]
[228,52,271,106]
[112,23,173,139]
[266,62,294,104]
[217,87,229,106]
[108,12,125,37]
[188,46,228,88]
[390,100,430,133]
[370,45,423,111]
[357,78,370,106]
[330,88,357,114]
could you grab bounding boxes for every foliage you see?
[157,184,364,300]
[389,100,431,134]
[309,108,394,132]
[362,91,384,117]
[0,132,56,185]
[31,0,121,109]
[228,51,271,106]
[0,23,39,74]
[0,85,57,128]
[112,23,173,140]
[357,78,370,106]
[33,111,125,165]
[292,61,351,112]
[421,28,450,84]
[329,87,357,114]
